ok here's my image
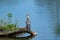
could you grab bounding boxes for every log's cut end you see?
[31,32,37,36]
[33,32,37,36]
[28,31,37,36]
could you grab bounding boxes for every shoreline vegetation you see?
[0,13,19,32]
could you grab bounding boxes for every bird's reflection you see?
[0,35,36,40]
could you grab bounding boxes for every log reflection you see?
[0,35,36,40]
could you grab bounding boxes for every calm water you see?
[0,0,60,40]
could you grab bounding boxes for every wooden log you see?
[0,28,37,36]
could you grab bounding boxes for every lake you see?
[0,0,60,40]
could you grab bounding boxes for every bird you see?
[26,14,31,30]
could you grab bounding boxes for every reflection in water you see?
[0,35,36,40]
[55,24,60,35]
